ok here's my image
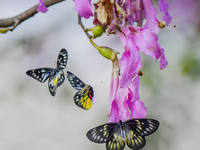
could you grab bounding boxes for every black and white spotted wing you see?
[26,68,53,83]
[66,71,86,90]
[57,48,68,69]
[86,119,159,150]
[26,48,68,96]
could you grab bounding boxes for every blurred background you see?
[0,0,200,150]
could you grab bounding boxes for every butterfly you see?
[66,71,94,110]
[86,118,159,150]
[26,48,68,96]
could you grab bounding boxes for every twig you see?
[0,0,65,32]
[77,14,92,39]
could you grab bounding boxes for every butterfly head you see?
[88,86,94,100]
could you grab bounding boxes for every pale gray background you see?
[0,0,199,150]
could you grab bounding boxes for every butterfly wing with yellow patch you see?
[87,122,125,150]
[124,119,160,136]
[74,85,94,110]
[48,69,65,96]
[106,127,126,150]
[67,71,94,110]
[124,119,159,149]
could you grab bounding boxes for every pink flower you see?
[73,0,93,19]
[108,72,147,122]
[37,0,48,13]
[108,58,130,122]
[108,55,146,122]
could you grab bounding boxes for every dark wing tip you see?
[86,130,91,139]
[86,128,95,142]
[60,48,67,52]
[66,71,72,75]
[142,119,160,136]
[60,48,68,56]
[26,70,32,75]
[48,86,57,97]
[50,92,56,96]
[149,119,160,129]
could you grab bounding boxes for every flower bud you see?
[0,28,9,34]
[89,38,119,61]
[92,25,104,38]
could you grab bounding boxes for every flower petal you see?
[108,58,120,113]
[108,87,131,122]
[73,0,93,19]
[160,48,168,69]
[158,0,172,26]
[128,75,140,102]
[128,99,147,118]
[130,27,161,61]
[108,99,119,123]
[120,36,142,88]
[37,0,48,13]
[143,0,159,34]
[127,76,147,118]
[115,87,131,121]
[119,32,126,47]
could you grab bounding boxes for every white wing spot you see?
[149,124,154,127]
[146,128,150,132]
[97,135,100,140]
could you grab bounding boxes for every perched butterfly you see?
[26,48,68,96]
[86,119,159,150]
[66,71,94,110]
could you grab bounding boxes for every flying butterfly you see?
[26,48,68,96]
[66,71,94,110]
[86,118,159,150]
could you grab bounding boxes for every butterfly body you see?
[87,119,159,150]
[67,71,94,110]
[119,120,126,141]
[26,48,68,96]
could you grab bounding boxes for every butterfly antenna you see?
[93,81,103,89]
[91,81,103,105]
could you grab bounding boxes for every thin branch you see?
[77,14,92,39]
[0,0,65,32]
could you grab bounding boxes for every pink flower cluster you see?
[37,0,172,122]
[75,0,171,122]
